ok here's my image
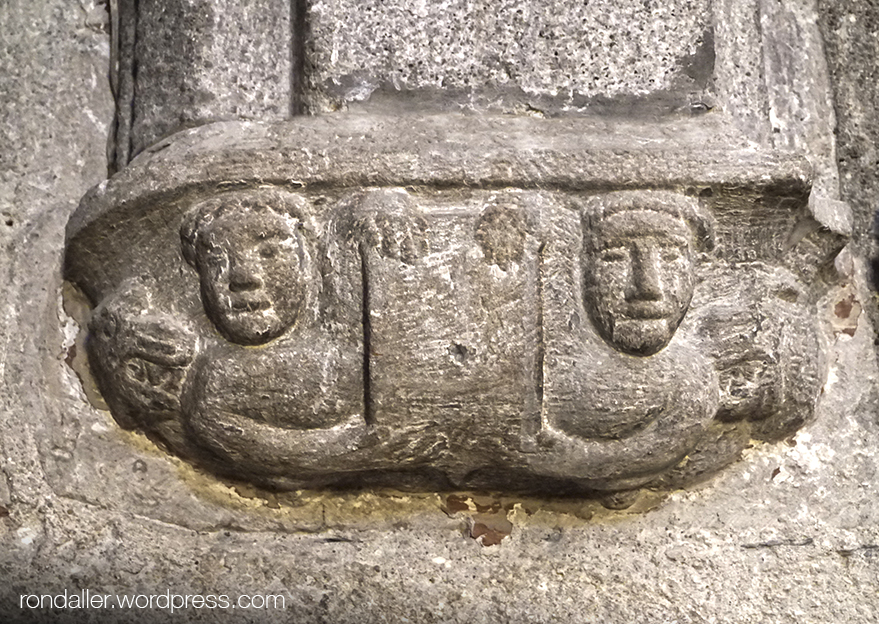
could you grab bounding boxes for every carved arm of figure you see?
[181,339,370,483]
[176,189,370,482]
[536,191,720,495]
[538,343,720,492]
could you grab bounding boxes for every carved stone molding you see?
[61,0,854,506]
[65,112,847,500]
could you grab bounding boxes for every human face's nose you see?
[626,243,663,302]
[228,251,263,293]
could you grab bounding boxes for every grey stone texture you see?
[62,115,842,497]
[113,0,293,165]
[2,1,879,624]
[303,0,714,114]
[819,0,879,340]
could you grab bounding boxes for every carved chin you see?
[213,310,285,346]
[609,318,675,356]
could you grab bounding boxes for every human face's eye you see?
[258,241,279,259]
[658,239,689,263]
[600,247,628,262]
[660,247,682,262]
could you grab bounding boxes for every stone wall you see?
[2,1,879,623]
[820,0,879,339]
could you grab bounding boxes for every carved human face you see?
[585,209,695,356]
[195,207,304,345]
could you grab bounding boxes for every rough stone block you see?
[304,0,714,114]
[120,0,293,159]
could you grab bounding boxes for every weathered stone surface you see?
[58,106,846,506]
[4,1,879,623]
[303,0,714,114]
[113,0,293,164]
[58,0,851,507]
[819,0,879,341]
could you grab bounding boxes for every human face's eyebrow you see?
[254,225,292,240]
[594,210,690,248]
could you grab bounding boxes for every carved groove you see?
[109,0,138,171]
[360,243,375,426]
[534,240,547,441]
[290,0,307,116]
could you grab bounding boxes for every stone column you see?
[111,0,297,166]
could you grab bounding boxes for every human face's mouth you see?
[229,295,272,312]
[621,300,673,320]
